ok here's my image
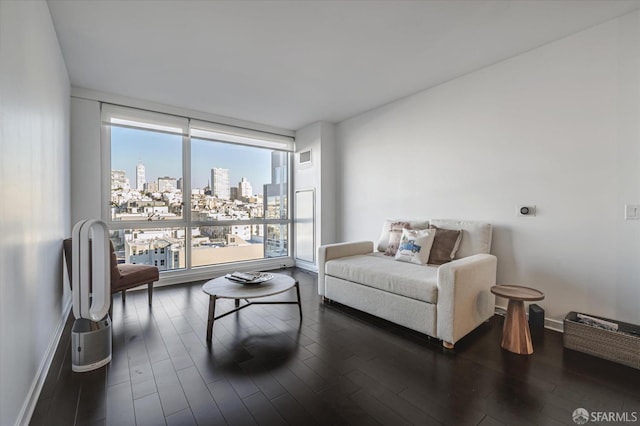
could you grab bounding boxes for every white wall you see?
[294,122,337,270]
[0,1,71,425]
[319,123,337,246]
[336,11,640,327]
[70,98,102,223]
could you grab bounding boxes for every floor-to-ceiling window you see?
[102,105,293,277]
[189,122,290,267]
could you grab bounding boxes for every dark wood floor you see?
[31,268,640,426]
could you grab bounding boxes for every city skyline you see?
[111,126,274,194]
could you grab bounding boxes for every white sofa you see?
[318,219,497,348]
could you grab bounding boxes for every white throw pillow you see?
[394,228,435,265]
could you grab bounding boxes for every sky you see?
[111,126,275,192]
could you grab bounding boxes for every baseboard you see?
[156,258,296,287]
[544,317,564,333]
[494,305,564,333]
[495,305,507,316]
[16,296,72,426]
[294,260,318,273]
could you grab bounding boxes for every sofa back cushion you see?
[429,219,492,259]
[377,219,430,252]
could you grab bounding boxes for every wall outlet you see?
[517,205,536,217]
[625,204,640,220]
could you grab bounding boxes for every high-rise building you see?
[264,152,288,257]
[239,177,252,198]
[111,170,129,190]
[144,181,158,193]
[136,162,145,191]
[158,176,177,192]
[211,168,230,200]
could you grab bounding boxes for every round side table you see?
[490,285,545,355]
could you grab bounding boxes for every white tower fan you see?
[71,219,112,372]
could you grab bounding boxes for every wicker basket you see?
[564,312,640,370]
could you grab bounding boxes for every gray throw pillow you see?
[428,226,462,265]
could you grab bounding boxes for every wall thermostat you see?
[517,205,536,217]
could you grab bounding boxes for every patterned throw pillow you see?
[384,221,411,256]
[377,219,430,252]
[427,226,462,265]
[394,228,436,265]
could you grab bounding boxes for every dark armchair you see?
[63,238,159,314]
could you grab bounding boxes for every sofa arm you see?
[317,241,374,296]
[436,254,497,345]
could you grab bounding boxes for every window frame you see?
[101,103,294,281]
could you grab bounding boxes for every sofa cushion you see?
[325,252,438,304]
[428,226,462,265]
[430,219,492,259]
[113,263,159,292]
[395,228,435,265]
[377,219,430,252]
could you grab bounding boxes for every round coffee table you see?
[491,285,545,355]
[202,273,302,342]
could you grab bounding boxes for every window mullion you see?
[101,119,111,223]
[184,127,192,269]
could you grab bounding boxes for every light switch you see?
[625,204,640,220]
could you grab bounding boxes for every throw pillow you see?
[384,221,410,256]
[428,226,462,265]
[377,219,430,252]
[394,228,435,265]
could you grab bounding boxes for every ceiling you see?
[47,0,640,131]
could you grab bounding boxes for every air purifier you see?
[71,219,112,372]
[529,303,545,335]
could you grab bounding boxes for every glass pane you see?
[265,152,288,220]
[266,223,288,258]
[109,228,185,271]
[191,225,265,267]
[110,126,183,221]
[191,139,288,221]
